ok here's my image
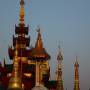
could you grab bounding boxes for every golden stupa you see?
[8,42,22,90]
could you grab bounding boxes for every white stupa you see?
[32,85,48,90]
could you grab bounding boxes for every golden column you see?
[36,61,40,86]
[74,57,80,90]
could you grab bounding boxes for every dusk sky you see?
[0,0,90,90]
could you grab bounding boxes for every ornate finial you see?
[37,25,40,33]
[19,0,25,25]
[35,27,43,49]
[20,0,25,5]
[75,56,79,67]
[57,42,63,61]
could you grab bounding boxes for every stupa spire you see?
[8,42,22,90]
[56,45,64,90]
[35,27,43,49]
[19,0,25,25]
[74,56,80,90]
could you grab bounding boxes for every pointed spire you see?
[74,57,80,90]
[29,26,50,61]
[57,44,63,61]
[8,46,22,90]
[56,44,64,90]
[74,56,79,67]
[19,0,25,25]
[35,27,43,49]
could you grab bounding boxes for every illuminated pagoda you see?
[0,0,51,90]
[0,0,82,90]
[74,57,80,90]
[7,0,35,89]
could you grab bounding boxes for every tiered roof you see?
[8,0,30,60]
[29,28,50,61]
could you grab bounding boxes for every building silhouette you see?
[0,0,80,90]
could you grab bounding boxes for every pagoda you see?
[0,0,83,89]
[7,0,36,89]
[6,0,35,89]
[29,28,50,86]
[30,29,50,90]
[8,42,22,90]
[74,57,80,90]
[0,0,51,90]
[8,0,30,63]
[56,45,64,90]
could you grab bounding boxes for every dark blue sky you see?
[0,0,90,90]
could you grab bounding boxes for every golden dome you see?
[8,76,22,90]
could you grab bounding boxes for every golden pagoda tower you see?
[74,56,80,90]
[56,45,64,90]
[8,0,30,63]
[0,0,51,89]
[29,28,50,85]
[30,28,50,90]
[8,42,22,90]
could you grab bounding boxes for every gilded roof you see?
[29,28,50,61]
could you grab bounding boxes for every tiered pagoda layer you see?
[8,0,30,62]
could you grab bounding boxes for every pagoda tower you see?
[0,0,51,90]
[7,0,35,90]
[56,45,64,90]
[8,0,30,63]
[31,29,50,90]
[8,42,22,90]
[29,28,50,85]
[74,57,80,90]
